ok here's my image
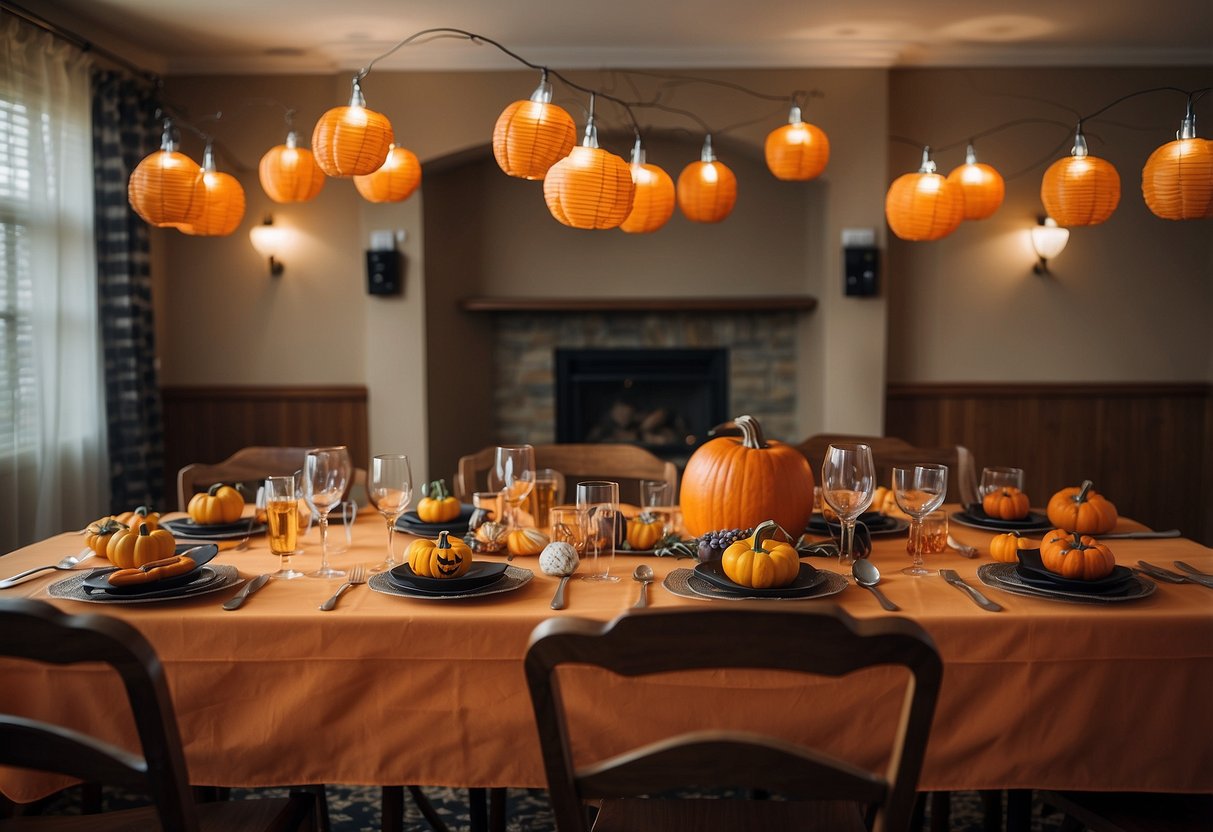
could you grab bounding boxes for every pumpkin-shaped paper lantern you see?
[492,72,577,180]
[543,114,634,230]
[311,79,394,177]
[678,135,737,223]
[179,145,246,237]
[259,130,326,203]
[1041,127,1120,226]
[128,120,205,228]
[1141,112,1213,220]
[885,147,964,241]
[354,143,422,203]
[764,103,830,181]
[946,143,1005,220]
[621,137,675,234]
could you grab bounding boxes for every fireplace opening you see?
[555,348,728,462]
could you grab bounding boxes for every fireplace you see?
[555,348,728,461]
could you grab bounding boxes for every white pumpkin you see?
[539,541,579,576]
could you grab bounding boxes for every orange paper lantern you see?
[354,144,422,203]
[1040,128,1120,226]
[764,104,830,181]
[127,121,205,227]
[259,131,325,203]
[179,146,245,237]
[677,137,737,224]
[1141,114,1213,220]
[885,148,963,241]
[946,143,1005,220]
[543,117,634,230]
[311,80,394,177]
[621,140,675,234]
[492,74,576,180]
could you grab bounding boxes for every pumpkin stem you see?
[134,505,151,516]
[751,519,781,554]
[427,479,449,500]
[1070,532,1084,549]
[208,483,225,496]
[735,414,768,450]
[1075,480,1094,503]
[138,524,151,537]
[436,530,451,549]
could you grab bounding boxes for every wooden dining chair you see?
[0,597,316,832]
[454,443,677,507]
[525,604,942,832]
[796,433,978,506]
[177,447,367,512]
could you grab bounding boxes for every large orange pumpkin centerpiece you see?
[1046,480,1118,534]
[679,414,815,537]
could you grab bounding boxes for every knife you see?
[1097,529,1181,539]
[222,573,271,610]
[1175,561,1213,579]
[1138,561,1213,588]
[940,568,1002,612]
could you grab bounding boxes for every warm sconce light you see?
[311,78,394,177]
[884,146,963,241]
[1141,106,1213,221]
[1030,216,1069,274]
[677,135,738,223]
[127,119,206,227]
[179,143,246,237]
[946,142,1005,220]
[260,128,326,203]
[492,70,577,180]
[354,143,422,203]
[543,96,635,230]
[1040,125,1120,226]
[249,215,288,275]
[764,101,829,182]
[620,136,675,234]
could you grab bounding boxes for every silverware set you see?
[1135,561,1213,588]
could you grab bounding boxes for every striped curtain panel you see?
[91,72,165,512]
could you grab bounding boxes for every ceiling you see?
[23,0,1213,76]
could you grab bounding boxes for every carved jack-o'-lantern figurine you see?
[407,531,472,579]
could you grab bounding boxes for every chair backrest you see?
[525,605,942,832]
[796,433,976,504]
[455,443,678,507]
[0,598,199,831]
[178,446,368,512]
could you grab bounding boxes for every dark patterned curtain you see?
[91,72,165,511]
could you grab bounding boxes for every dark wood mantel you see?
[459,296,818,313]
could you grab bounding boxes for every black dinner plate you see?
[395,504,475,536]
[1014,549,1135,594]
[82,543,220,595]
[163,517,254,535]
[692,561,825,598]
[950,509,1052,533]
[806,513,907,536]
[388,561,508,593]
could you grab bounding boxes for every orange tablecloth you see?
[1,508,1211,802]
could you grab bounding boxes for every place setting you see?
[45,543,243,604]
[949,466,1052,533]
[368,531,533,600]
[977,536,1157,604]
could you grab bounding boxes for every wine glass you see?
[820,443,876,568]
[367,453,413,574]
[893,464,949,577]
[304,446,352,579]
[487,445,535,532]
[576,481,620,583]
[265,476,305,579]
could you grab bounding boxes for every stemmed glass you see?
[577,481,620,583]
[367,453,413,574]
[893,464,949,576]
[265,476,305,579]
[820,443,876,568]
[487,445,535,532]
[304,445,352,579]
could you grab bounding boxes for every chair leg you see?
[911,792,928,832]
[80,783,104,814]
[297,785,330,832]
[979,789,1002,832]
[488,787,507,832]
[406,785,452,832]
[1006,789,1033,832]
[929,791,951,832]
[469,787,488,832]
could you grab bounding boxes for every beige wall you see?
[885,67,1213,384]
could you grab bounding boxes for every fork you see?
[319,564,366,611]
[1,550,94,588]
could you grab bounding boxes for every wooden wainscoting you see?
[886,383,1213,547]
[161,386,369,511]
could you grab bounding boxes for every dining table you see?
[1,505,1211,807]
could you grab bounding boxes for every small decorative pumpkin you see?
[407,531,472,579]
[115,505,160,531]
[680,414,815,537]
[989,531,1034,563]
[85,517,128,558]
[538,541,579,576]
[1040,529,1116,581]
[188,483,245,525]
[721,519,800,589]
[507,527,550,557]
[473,520,508,553]
[627,514,664,550]
[106,524,177,569]
[982,487,1031,521]
[417,479,460,523]
[1046,480,1118,534]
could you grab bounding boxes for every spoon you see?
[550,574,572,610]
[852,559,899,611]
[0,550,94,588]
[632,564,654,608]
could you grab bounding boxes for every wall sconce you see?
[248,215,288,275]
[1030,216,1069,274]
